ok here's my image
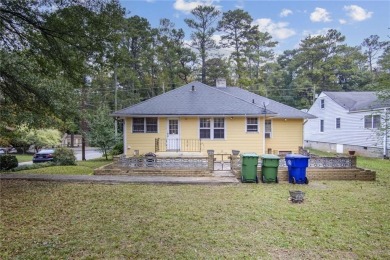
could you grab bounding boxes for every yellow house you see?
[112,81,315,157]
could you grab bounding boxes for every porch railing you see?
[155,138,201,152]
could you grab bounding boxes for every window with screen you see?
[213,118,225,139]
[246,118,258,132]
[199,118,211,139]
[199,118,225,139]
[336,118,341,129]
[265,119,272,138]
[132,118,158,133]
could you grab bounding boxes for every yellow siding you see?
[181,117,263,155]
[125,118,166,156]
[265,118,303,154]
[124,117,303,156]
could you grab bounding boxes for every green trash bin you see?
[241,153,259,183]
[261,154,280,183]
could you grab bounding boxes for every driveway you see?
[18,147,103,166]
[73,147,103,161]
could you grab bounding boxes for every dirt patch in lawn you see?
[308,182,329,190]
[268,249,358,259]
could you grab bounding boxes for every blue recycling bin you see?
[285,154,309,184]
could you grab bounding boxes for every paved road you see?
[73,148,103,161]
[18,147,103,166]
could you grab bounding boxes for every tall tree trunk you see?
[201,43,206,83]
[80,77,88,161]
[70,133,74,147]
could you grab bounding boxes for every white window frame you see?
[132,117,158,133]
[373,115,381,128]
[320,99,325,109]
[320,119,324,132]
[199,117,225,140]
[168,118,180,135]
[265,119,272,138]
[364,115,381,129]
[336,118,341,129]
[199,118,211,139]
[213,118,225,139]
[246,117,259,132]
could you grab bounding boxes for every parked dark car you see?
[33,149,55,163]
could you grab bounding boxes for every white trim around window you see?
[320,99,325,109]
[265,119,272,138]
[246,117,259,133]
[132,117,159,133]
[199,117,226,140]
[364,115,381,129]
[336,118,341,129]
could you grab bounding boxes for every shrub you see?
[11,162,52,172]
[0,155,18,171]
[110,142,124,156]
[53,147,76,166]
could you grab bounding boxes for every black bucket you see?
[289,190,305,203]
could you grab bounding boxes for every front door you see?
[167,119,180,151]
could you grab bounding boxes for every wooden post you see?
[231,150,240,177]
[207,150,214,172]
[351,156,357,168]
[155,138,159,152]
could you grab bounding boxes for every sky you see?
[120,0,390,54]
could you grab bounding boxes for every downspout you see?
[303,119,308,148]
[262,101,268,155]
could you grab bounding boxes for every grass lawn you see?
[14,158,112,175]
[1,157,389,259]
[15,154,34,163]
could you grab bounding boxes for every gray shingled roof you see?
[324,91,390,111]
[218,87,316,119]
[112,81,315,119]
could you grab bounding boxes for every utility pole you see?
[312,85,316,105]
[114,62,118,137]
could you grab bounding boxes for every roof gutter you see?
[348,106,390,114]
[111,113,279,118]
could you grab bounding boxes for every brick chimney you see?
[216,78,226,88]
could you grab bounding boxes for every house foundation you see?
[304,140,386,158]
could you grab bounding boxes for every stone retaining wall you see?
[231,167,376,181]
[94,163,212,177]
[100,153,376,181]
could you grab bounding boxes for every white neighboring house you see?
[304,91,390,158]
